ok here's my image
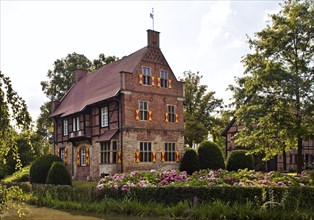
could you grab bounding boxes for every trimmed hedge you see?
[227,150,254,171]
[46,162,72,186]
[30,182,314,210]
[179,148,200,175]
[30,155,63,184]
[198,141,225,170]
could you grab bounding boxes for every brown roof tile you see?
[50,47,148,117]
[96,129,118,142]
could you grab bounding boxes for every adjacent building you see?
[222,118,314,171]
[50,30,185,180]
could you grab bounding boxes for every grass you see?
[28,196,314,220]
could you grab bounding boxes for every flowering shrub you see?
[97,169,313,192]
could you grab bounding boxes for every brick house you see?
[222,118,314,171]
[50,30,185,180]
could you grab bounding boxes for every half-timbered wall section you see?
[50,30,185,180]
[222,118,314,171]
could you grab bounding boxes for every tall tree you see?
[37,52,118,143]
[182,71,223,147]
[229,0,314,173]
[0,71,32,212]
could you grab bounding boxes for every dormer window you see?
[142,67,151,85]
[73,116,80,131]
[63,119,68,136]
[101,107,108,127]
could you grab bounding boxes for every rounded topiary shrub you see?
[46,162,72,186]
[198,141,225,170]
[30,154,63,184]
[179,148,200,175]
[226,150,254,171]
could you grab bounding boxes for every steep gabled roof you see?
[221,117,236,136]
[50,47,148,117]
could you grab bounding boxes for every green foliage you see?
[3,165,30,183]
[198,141,225,170]
[46,162,72,186]
[229,0,314,173]
[179,149,200,175]
[30,155,63,184]
[0,72,32,213]
[32,184,72,201]
[0,132,43,179]
[226,150,254,171]
[182,71,223,147]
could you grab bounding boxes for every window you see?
[290,154,296,164]
[167,105,175,123]
[140,142,152,162]
[60,148,65,161]
[101,107,109,127]
[73,116,80,131]
[165,143,176,162]
[142,67,151,85]
[139,101,148,120]
[160,70,168,88]
[63,119,68,135]
[81,148,86,166]
[100,140,118,164]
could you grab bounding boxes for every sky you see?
[1,0,282,122]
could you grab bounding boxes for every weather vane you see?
[150,8,154,30]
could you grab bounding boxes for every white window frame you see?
[165,143,176,162]
[63,119,68,136]
[72,116,80,131]
[140,142,152,162]
[101,107,109,127]
[81,148,86,167]
[60,148,65,161]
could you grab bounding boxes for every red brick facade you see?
[51,30,185,180]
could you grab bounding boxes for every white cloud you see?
[197,1,232,52]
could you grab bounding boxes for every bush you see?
[46,162,72,186]
[30,155,63,184]
[226,150,254,171]
[198,141,225,170]
[179,148,200,175]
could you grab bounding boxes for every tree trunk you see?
[282,149,287,171]
[297,137,303,174]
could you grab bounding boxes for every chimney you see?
[147,29,160,48]
[75,69,87,82]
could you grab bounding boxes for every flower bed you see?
[97,169,313,191]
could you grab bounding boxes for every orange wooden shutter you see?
[151,76,155,86]
[149,111,153,121]
[175,114,179,123]
[175,152,180,162]
[118,152,122,164]
[135,109,140,120]
[76,149,81,166]
[152,152,156,162]
[135,152,140,163]
[161,152,165,162]
[57,148,60,157]
[168,79,172,88]
[64,148,67,165]
[86,147,90,166]
[157,77,161,87]
[165,113,169,122]
[138,74,143,85]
